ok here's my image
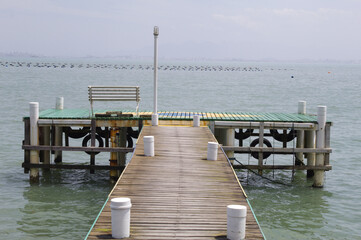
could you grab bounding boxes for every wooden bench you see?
[88,86,140,116]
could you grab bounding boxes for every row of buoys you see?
[0,61,265,72]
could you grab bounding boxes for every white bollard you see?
[55,97,64,110]
[193,115,200,127]
[144,136,155,157]
[298,101,306,114]
[29,102,39,181]
[151,113,158,126]
[110,198,132,239]
[207,142,218,160]
[227,205,247,240]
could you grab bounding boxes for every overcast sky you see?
[1,0,361,60]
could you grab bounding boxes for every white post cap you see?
[227,205,247,217]
[110,197,132,210]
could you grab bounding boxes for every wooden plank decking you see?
[86,126,264,239]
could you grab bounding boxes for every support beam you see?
[22,163,125,171]
[22,145,133,152]
[232,164,332,171]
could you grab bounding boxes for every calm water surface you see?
[0,57,360,239]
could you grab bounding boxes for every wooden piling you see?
[305,130,315,178]
[29,102,39,182]
[258,122,264,175]
[23,118,30,174]
[54,97,64,163]
[110,128,118,180]
[214,128,235,163]
[42,126,51,167]
[117,128,127,175]
[313,106,327,187]
[90,119,96,174]
[296,101,306,165]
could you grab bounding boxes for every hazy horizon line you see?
[1,51,360,64]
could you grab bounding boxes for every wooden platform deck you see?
[35,109,320,122]
[86,126,264,239]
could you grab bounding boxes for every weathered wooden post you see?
[258,122,264,175]
[110,128,118,180]
[90,119,96,174]
[42,126,51,167]
[313,106,327,187]
[54,97,63,163]
[296,101,306,165]
[117,128,127,176]
[23,118,30,173]
[29,102,39,181]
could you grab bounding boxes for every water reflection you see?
[18,169,113,240]
[237,170,332,240]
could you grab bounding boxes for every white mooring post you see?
[313,106,327,187]
[54,97,64,163]
[110,197,132,239]
[296,101,306,165]
[193,115,200,127]
[152,26,159,126]
[207,142,218,160]
[144,136,155,157]
[29,102,39,181]
[227,205,247,240]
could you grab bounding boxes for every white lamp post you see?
[152,26,159,126]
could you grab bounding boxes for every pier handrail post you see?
[296,101,306,165]
[152,26,159,126]
[29,102,39,182]
[313,106,327,187]
[54,97,64,163]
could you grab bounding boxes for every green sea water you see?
[0,57,360,239]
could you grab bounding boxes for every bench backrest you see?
[88,86,140,116]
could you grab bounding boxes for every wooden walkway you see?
[86,126,264,239]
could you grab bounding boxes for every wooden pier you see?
[22,107,332,186]
[22,104,333,238]
[85,125,264,239]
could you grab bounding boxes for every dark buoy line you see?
[0,60,308,72]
